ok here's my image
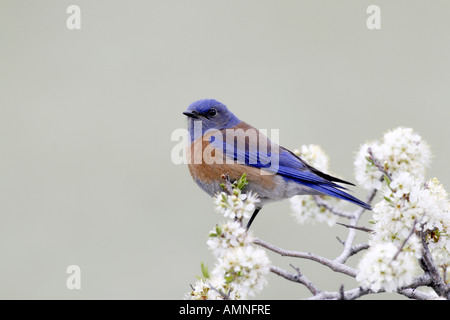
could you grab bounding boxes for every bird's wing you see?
[211,122,349,188]
[208,122,371,210]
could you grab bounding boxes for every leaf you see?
[201,262,210,279]
[215,225,222,236]
[383,196,393,204]
[384,174,391,187]
[236,173,248,190]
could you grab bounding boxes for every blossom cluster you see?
[355,127,450,293]
[185,180,270,300]
[185,277,243,300]
[354,127,431,190]
[290,144,342,226]
[214,189,259,221]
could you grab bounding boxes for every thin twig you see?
[339,284,345,300]
[367,147,392,181]
[208,283,230,300]
[392,218,418,262]
[220,173,234,194]
[336,222,374,233]
[312,196,355,219]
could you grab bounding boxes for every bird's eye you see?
[208,108,217,117]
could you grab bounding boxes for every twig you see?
[348,243,370,257]
[208,282,230,300]
[367,147,392,181]
[336,222,374,233]
[220,173,234,194]
[392,218,418,262]
[338,284,345,300]
[313,196,355,219]
[336,236,345,245]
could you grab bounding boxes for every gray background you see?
[0,0,449,299]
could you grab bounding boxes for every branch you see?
[269,265,320,296]
[334,187,378,264]
[305,273,434,300]
[418,229,450,299]
[253,238,357,277]
[306,287,370,300]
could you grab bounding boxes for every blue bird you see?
[183,99,371,229]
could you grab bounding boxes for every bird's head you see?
[183,99,240,133]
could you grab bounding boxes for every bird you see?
[183,99,371,229]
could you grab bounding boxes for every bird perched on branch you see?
[183,99,371,229]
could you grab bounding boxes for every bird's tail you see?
[306,183,372,210]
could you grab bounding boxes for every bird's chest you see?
[186,134,226,196]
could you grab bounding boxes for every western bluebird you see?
[183,99,371,228]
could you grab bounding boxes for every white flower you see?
[419,178,450,271]
[212,246,270,297]
[184,277,243,300]
[381,127,431,178]
[214,190,260,221]
[354,128,431,190]
[356,242,420,293]
[370,173,450,280]
[207,221,254,257]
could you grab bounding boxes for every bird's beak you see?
[183,111,199,119]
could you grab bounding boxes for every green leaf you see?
[236,173,248,190]
[384,174,391,187]
[201,262,210,279]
